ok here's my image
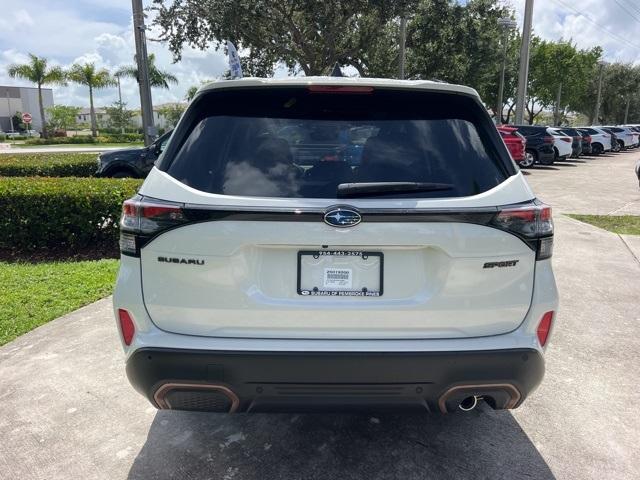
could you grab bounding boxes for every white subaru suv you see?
[114,77,558,414]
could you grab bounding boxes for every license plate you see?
[297,250,383,296]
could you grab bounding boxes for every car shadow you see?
[553,162,577,167]
[561,159,587,164]
[533,165,559,171]
[127,406,555,480]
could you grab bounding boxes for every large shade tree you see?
[526,38,601,125]
[7,54,66,138]
[116,53,178,89]
[407,0,514,107]
[151,0,410,76]
[67,63,115,137]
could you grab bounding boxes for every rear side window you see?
[163,88,511,199]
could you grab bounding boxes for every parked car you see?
[497,125,526,165]
[512,125,556,167]
[599,127,621,152]
[623,126,640,147]
[557,127,583,157]
[602,126,637,150]
[96,130,172,178]
[577,127,611,155]
[579,131,593,155]
[5,130,40,138]
[114,78,558,415]
[546,127,573,160]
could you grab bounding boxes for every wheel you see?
[553,147,559,160]
[520,150,536,168]
[617,140,625,151]
[592,143,603,155]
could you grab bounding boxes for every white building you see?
[75,103,186,131]
[0,85,54,133]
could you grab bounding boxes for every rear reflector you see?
[118,309,135,346]
[308,85,374,94]
[537,311,554,346]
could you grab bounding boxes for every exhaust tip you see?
[458,395,479,412]
[153,383,240,413]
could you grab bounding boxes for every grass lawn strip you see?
[0,259,119,346]
[566,215,640,236]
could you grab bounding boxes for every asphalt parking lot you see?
[1,151,639,480]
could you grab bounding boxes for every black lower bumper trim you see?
[126,348,544,413]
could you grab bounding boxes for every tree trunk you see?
[505,103,516,124]
[89,86,97,137]
[554,83,562,126]
[38,83,48,139]
[624,96,631,124]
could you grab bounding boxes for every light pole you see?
[115,73,125,134]
[399,16,407,79]
[5,89,14,132]
[132,0,156,146]
[593,61,605,125]
[496,18,517,124]
[515,0,534,125]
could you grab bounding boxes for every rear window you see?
[162,87,511,199]
[515,126,544,136]
[560,128,578,136]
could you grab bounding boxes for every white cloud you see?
[1,0,638,110]
[511,0,640,64]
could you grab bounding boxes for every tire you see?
[592,143,603,155]
[617,140,625,151]
[521,150,536,168]
[110,170,135,178]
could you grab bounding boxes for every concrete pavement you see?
[525,151,640,215]
[1,152,640,480]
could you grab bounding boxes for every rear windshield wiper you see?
[337,182,454,198]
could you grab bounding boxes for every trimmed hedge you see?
[0,177,142,253]
[0,153,98,177]
[24,133,143,145]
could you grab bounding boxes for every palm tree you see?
[115,54,178,89]
[7,54,66,138]
[67,63,115,137]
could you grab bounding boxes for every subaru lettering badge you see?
[324,207,362,227]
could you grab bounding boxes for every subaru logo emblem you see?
[324,207,362,228]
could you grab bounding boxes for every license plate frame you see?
[297,250,384,297]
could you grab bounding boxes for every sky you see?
[0,0,638,109]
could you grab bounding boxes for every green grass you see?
[567,214,640,235]
[12,142,144,148]
[0,259,119,346]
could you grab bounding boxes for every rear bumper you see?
[126,347,544,413]
[537,148,555,165]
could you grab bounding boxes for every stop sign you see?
[22,112,32,124]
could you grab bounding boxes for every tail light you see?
[119,195,189,256]
[584,135,592,143]
[543,136,554,144]
[573,136,580,142]
[560,137,571,143]
[537,311,554,346]
[492,202,554,260]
